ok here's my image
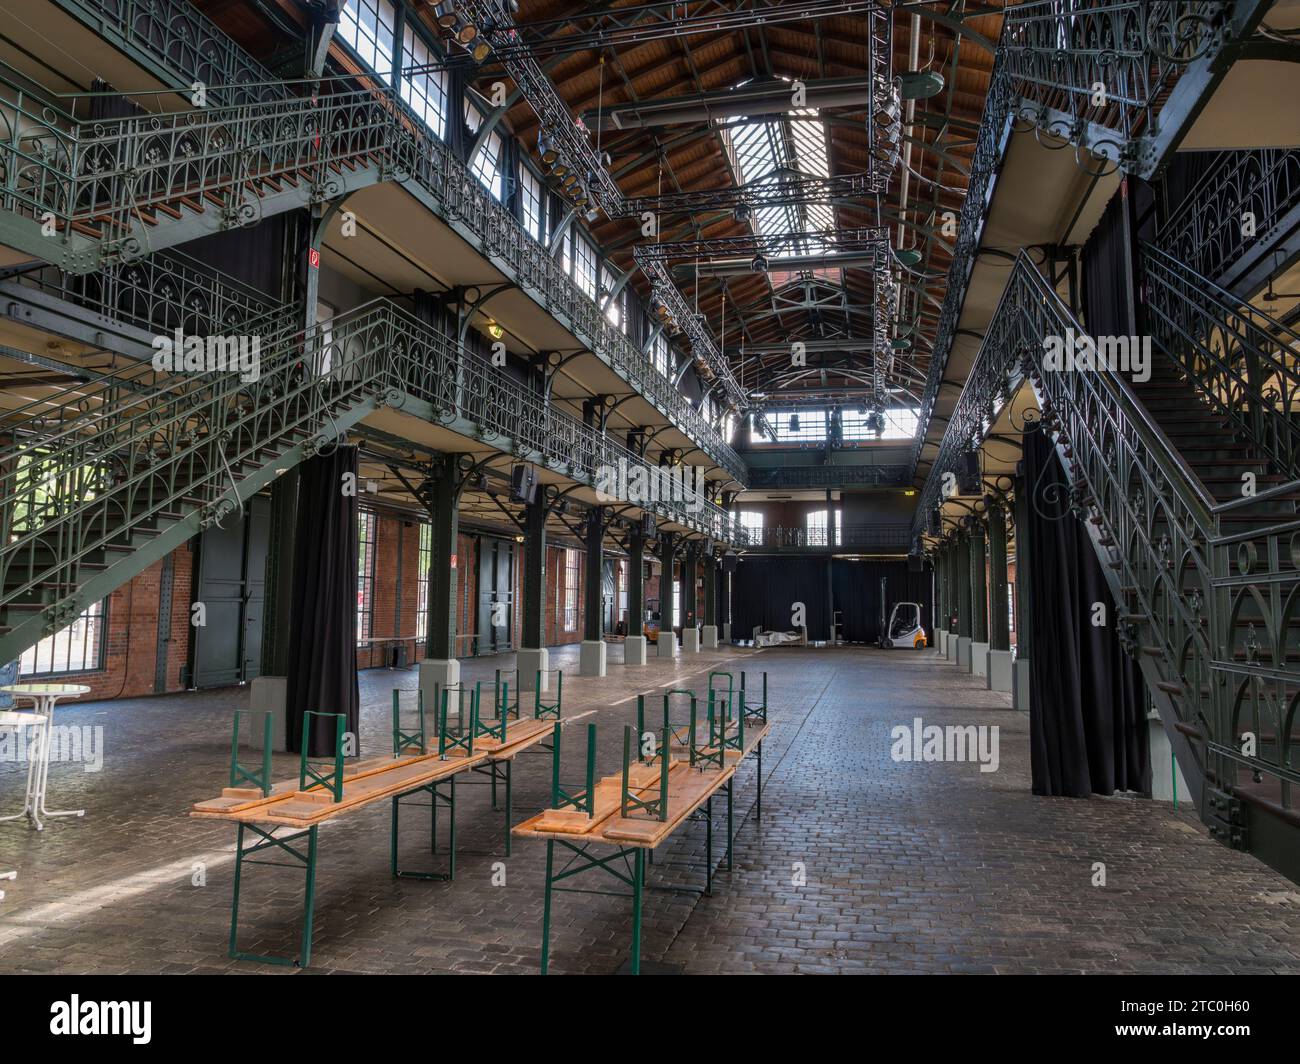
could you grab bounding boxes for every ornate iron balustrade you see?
[906,55,1016,481]
[2,78,414,270]
[745,464,911,489]
[746,523,912,552]
[913,251,1300,833]
[53,0,283,107]
[0,32,748,486]
[1143,243,1300,477]
[0,293,746,660]
[10,249,282,339]
[1002,0,1228,175]
[1157,148,1300,287]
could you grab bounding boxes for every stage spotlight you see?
[751,254,769,273]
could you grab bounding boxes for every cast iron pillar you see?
[657,531,676,656]
[418,455,462,697]
[519,492,548,691]
[581,506,607,675]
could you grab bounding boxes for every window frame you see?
[19,599,106,678]
[357,510,378,644]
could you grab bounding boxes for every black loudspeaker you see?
[926,507,942,536]
[957,451,981,495]
[511,463,539,503]
[641,512,655,537]
[721,551,740,574]
[908,553,923,572]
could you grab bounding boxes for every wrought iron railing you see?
[27,0,751,485]
[745,464,911,489]
[0,294,747,658]
[909,1,1246,481]
[747,523,912,551]
[1142,243,1300,477]
[7,248,282,339]
[1001,0,1229,175]
[1157,148,1300,286]
[913,251,1300,836]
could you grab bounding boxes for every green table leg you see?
[705,796,713,897]
[300,826,319,969]
[504,760,513,858]
[541,839,555,975]
[228,823,246,959]
[631,847,646,976]
[726,777,734,872]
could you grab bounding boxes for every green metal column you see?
[627,523,645,637]
[988,503,1010,651]
[955,531,972,639]
[970,518,988,644]
[521,495,546,650]
[424,456,461,661]
[658,532,676,636]
[941,546,951,629]
[261,467,299,675]
[702,551,717,627]
[680,540,698,629]
[583,506,605,641]
[1014,478,1032,662]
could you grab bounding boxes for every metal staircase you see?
[0,0,748,484]
[0,297,746,668]
[915,248,1300,880]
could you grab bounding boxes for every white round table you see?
[0,683,91,832]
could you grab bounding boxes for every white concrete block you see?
[701,625,718,649]
[987,649,1014,693]
[624,635,647,665]
[517,647,548,692]
[579,640,607,677]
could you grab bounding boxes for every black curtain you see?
[286,446,360,757]
[731,556,830,640]
[1080,188,1132,337]
[831,558,934,644]
[1023,432,1150,797]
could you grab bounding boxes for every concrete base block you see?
[624,635,647,665]
[987,650,1014,693]
[1013,659,1032,712]
[936,627,948,655]
[248,675,288,752]
[517,647,548,692]
[1148,717,1192,802]
[971,641,990,677]
[721,622,731,643]
[701,625,718,649]
[946,634,959,662]
[657,632,676,657]
[682,628,700,653]
[419,658,460,708]
[579,640,607,677]
[956,636,972,670]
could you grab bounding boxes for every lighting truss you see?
[632,226,892,265]
[641,258,746,409]
[617,170,880,218]
[457,1,625,215]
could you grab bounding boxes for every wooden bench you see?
[193,686,552,968]
[512,680,770,975]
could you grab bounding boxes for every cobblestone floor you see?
[1,644,1299,974]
